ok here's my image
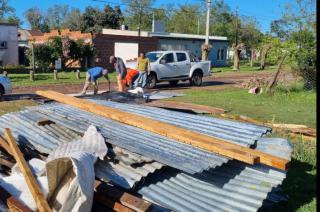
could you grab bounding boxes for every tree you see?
[122,0,154,31]
[270,19,289,40]
[0,0,20,25]
[166,5,202,34]
[6,14,20,25]
[278,0,316,89]
[25,7,43,30]
[232,43,244,71]
[63,8,82,31]
[103,5,123,29]
[0,0,14,21]
[80,5,123,33]
[47,4,69,30]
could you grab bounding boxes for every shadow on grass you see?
[261,158,316,211]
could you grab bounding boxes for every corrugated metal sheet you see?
[0,111,164,189]
[89,100,271,147]
[0,100,291,211]
[10,100,271,174]
[137,137,292,212]
[25,104,230,173]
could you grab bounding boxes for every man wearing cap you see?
[80,66,109,95]
[110,56,127,92]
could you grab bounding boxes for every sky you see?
[10,0,292,33]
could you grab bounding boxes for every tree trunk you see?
[232,43,243,71]
[250,49,254,67]
[266,53,287,94]
[260,44,272,70]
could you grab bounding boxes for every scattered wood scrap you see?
[95,181,152,212]
[4,128,52,212]
[37,119,56,126]
[219,114,317,140]
[0,185,32,212]
[144,100,226,114]
[36,90,290,170]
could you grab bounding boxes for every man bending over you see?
[80,65,109,95]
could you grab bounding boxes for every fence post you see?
[76,69,80,79]
[29,70,34,81]
[3,71,8,77]
[53,70,58,80]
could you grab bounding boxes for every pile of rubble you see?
[0,92,292,212]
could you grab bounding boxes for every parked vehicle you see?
[126,51,211,89]
[0,75,12,96]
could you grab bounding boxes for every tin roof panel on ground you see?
[137,137,292,212]
[0,100,272,174]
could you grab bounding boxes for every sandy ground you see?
[12,71,296,94]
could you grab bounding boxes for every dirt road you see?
[12,70,296,94]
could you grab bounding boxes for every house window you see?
[0,41,7,49]
[217,48,224,61]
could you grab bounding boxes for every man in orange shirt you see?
[122,68,139,89]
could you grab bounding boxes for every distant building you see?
[29,29,92,44]
[97,28,228,69]
[28,29,93,67]
[0,23,18,66]
[149,32,228,67]
[18,29,44,65]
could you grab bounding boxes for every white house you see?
[0,23,18,66]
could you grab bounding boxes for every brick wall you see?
[93,34,158,71]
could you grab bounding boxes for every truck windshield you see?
[146,53,163,62]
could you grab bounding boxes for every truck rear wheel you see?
[146,73,157,89]
[190,71,203,86]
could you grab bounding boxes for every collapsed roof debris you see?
[0,93,292,211]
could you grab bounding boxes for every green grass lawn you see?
[8,71,117,87]
[212,64,278,73]
[0,100,38,116]
[171,87,316,128]
[264,134,316,212]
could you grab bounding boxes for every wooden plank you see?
[0,135,13,155]
[4,128,52,212]
[95,181,152,212]
[0,157,15,168]
[36,90,290,170]
[0,185,32,212]
[94,194,134,212]
[144,100,226,114]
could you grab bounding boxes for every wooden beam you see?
[36,90,290,170]
[0,135,13,155]
[4,128,52,212]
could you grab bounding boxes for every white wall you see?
[0,24,18,66]
[114,42,139,63]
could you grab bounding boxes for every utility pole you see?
[202,0,212,61]
[205,0,211,45]
[138,3,142,37]
[197,17,200,35]
[235,6,239,46]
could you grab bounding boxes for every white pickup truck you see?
[126,51,211,89]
